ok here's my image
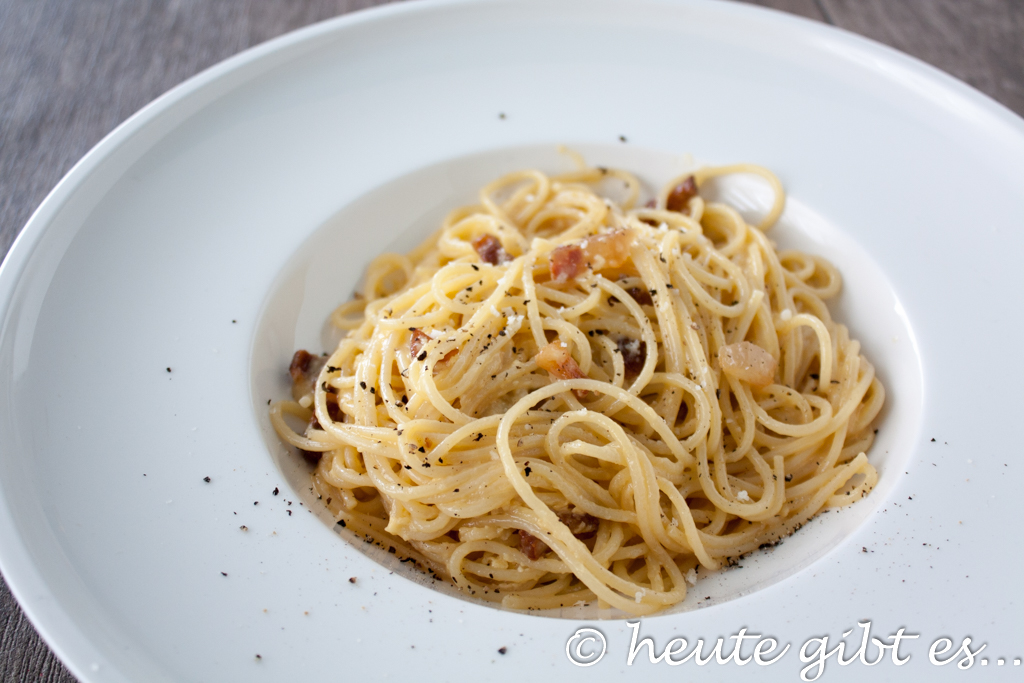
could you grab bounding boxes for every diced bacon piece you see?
[666,175,698,213]
[616,337,647,374]
[718,341,777,388]
[299,449,322,465]
[289,349,326,399]
[300,383,341,466]
[308,400,341,431]
[549,230,633,283]
[557,510,599,538]
[519,510,600,560]
[519,530,547,560]
[300,410,325,465]
[289,349,316,382]
[409,329,430,358]
[472,234,511,265]
[536,341,588,397]
[584,229,632,270]
[626,287,653,306]
[549,244,585,283]
[410,329,458,369]
[536,342,585,380]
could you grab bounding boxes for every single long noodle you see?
[270,157,884,616]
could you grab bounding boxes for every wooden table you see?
[0,0,1020,680]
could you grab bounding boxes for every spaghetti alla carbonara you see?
[270,155,884,615]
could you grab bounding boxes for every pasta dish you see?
[270,153,884,615]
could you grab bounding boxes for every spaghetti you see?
[270,155,884,615]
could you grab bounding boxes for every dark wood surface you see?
[0,0,1021,680]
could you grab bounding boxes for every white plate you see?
[1,1,1022,681]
